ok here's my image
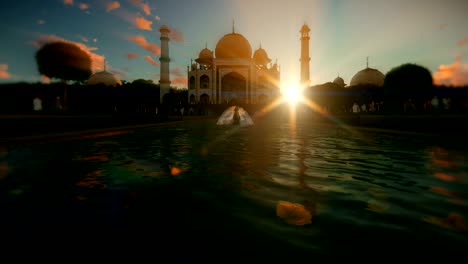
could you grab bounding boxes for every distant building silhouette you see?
[87,71,122,86]
[87,60,122,86]
[333,75,346,88]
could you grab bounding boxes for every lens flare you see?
[282,83,303,105]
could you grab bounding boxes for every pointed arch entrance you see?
[222,72,246,104]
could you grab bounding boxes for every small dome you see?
[195,48,213,65]
[300,24,311,33]
[350,67,384,86]
[87,71,122,86]
[333,76,345,87]
[159,25,170,32]
[253,47,271,66]
[215,33,252,59]
[270,63,279,71]
[198,48,213,59]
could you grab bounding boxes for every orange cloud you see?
[135,15,152,30]
[33,34,105,73]
[170,28,185,43]
[170,67,187,86]
[64,0,73,5]
[154,15,160,21]
[106,1,120,12]
[126,52,139,59]
[127,35,160,55]
[171,67,184,77]
[41,75,51,83]
[439,23,448,30]
[79,35,88,42]
[171,77,188,86]
[458,38,468,46]
[0,64,11,79]
[434,55,468,86]
[79,3,89,10]
[128,0,149,15]
[145,56,159,66]
[141,3,150,15]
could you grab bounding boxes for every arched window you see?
[200,94,210,104]
[200,75,209,89]
[222,72,246,103]
[258,76,268,90]
[189,76,195,90]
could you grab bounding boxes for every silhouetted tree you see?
[36,42,92,111]
[384,63,433,112]
[35,41,92,82]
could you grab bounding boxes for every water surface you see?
[1,114,467,260]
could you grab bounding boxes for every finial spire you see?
[104,58,106,71]
[366,56,369,68]
[232,19,235,33]
[205,42,207,49]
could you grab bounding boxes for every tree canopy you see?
[35,41,92,82]
[384,63,433,97]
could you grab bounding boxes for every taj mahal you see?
[187,24,281,105]
[85,22,385,105]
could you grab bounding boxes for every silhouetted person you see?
[352,102,360,114]
[431,96,440,113]
[55,96,63,113]
[233,106,240,125]
[351,102,360,125]
[33,96,42,112]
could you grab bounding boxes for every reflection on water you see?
[1,115,467,259]
[217,106,254,126]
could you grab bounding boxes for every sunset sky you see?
[0,0,467,88]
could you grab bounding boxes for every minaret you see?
[159,25,171,102]
[300,23,311,86]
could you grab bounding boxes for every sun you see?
[282,83,303,105]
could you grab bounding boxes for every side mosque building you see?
[87,61,122,87]
[327,59,385,89]
[298,21,384,89]
[187,24,281,105]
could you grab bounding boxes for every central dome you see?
[215,33,252,59]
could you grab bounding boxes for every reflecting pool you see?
[1,113,467,260]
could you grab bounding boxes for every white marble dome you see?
[87,71,122,86]
[350,67,384,86]
[333,76,345,87]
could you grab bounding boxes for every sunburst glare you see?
[281,82,304,106]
